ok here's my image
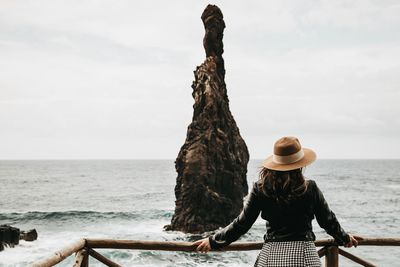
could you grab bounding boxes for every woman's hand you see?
[344,234,363,248]
[193,237,211,253]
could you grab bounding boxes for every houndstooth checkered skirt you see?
[254,241,321,267]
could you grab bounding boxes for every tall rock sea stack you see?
[165,5,249,233]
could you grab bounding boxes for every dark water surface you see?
[0,160,399,266]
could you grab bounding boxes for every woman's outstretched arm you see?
[312,180,351,245]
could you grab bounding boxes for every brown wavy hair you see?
[258,167,308,204]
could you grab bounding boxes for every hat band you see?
[272,149,304,165]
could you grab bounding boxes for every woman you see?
[193,136,360,266]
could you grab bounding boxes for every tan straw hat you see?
[262,136,316,171]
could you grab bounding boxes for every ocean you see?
[0,160,399,266]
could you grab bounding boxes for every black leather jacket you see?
[208,180,350,250]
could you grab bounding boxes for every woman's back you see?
[258,179,315,241]
[194,136,358,267]
[256,179,349,245]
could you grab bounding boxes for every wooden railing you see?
[31,237,400,267]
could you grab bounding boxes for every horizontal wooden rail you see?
[86,237,400,251]
[314,237,400,247]
[31,237,400,266]
[86,239,261,251]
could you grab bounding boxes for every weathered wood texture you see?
[72,249,86,267]
[338,248,377,267]
[80,251,89,267]
[31,239,85,267]
[31,237,400,266]
[325,246,339,267]
[88,248,121,267]
[86,239,259,251]
[86,237,400,251]
[315,238,400,247]
[318,247,327,258]
[166,4,249,234]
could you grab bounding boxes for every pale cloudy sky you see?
[0,0,399,159]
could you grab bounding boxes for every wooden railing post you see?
[80,251,89,267]
[325,246,339,267]
[73,249,85,267]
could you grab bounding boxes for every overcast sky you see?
[0,0,399,159]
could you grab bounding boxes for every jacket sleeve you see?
[312,181,350,245]
[208,182,261,250]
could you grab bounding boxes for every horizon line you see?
[0,158,399,161]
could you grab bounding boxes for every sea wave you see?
[0,210,173,224]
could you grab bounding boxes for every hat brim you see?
[262,148,317,171]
